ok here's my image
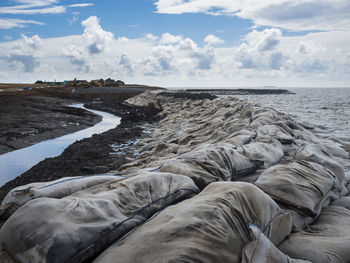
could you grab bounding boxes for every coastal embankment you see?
[1,90,350,262]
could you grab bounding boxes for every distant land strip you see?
[186,88,294,95]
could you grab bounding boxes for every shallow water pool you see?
[0,104,121,186]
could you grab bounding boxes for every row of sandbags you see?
[122,92,349,175]
[121,92,350,262]
[89,161,350,263]
[0,172,199,262]
[1,93,350,262]
[0,174,125,221]
[2,164,347,263]
[92,182,300,263]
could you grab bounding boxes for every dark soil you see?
[0,90,217,202]
[0,95,101,155]
[0,100,161,202]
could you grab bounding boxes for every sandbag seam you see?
[69,187,199,262]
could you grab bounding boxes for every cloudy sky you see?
[0,0,349,87]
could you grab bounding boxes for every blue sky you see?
[0,0,349,87]
[1,0,252,45]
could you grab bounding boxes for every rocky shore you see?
[1,90,350,262]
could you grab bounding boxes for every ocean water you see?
[231,88,350,141]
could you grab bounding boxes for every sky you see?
[0,0,349,87]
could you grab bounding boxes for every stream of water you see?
[0,104,121,186]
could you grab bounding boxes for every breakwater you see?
[1,91,349,262]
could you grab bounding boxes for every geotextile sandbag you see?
[237,140,284,168]
[322,140,349,159]
[331,195,350,209]
[256,124,294,144]
[93,182,292,263]
[255,160,339,217]
[0,174,124,220]
[295,143,346,185]
[0,172,198,263]
[241,225,311,263]
[158,143,257,189]
[279,205,350,263]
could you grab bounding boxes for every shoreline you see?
[0,99,161,202]
[1,90,350,262]
[0,95,102,155]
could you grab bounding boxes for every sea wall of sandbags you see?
[1,90,350,262]
[121,91,350,262]
[0,171,199,262]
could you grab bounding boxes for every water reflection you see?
[0,104,121,186]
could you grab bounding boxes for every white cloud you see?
[179,38,198,51]
[204,34,224,45]
[4,34,43,73]
[154,0,350,31]
[119,53,134,75]
[0,16,349,87]
[297,42,325,55]
[234,28,284,70]
[4,35,13,41]
[0,3,65,15]
[142,45,177,75]
[7,54,41,73]
[145,33,159,41]
[62,45,90,72]
[0,1,94,15]
[0,18,44,29]
[245,28,282,52]
[81,16,114,54]
[68,3,94,8]
[67,15,79,26]
[160,32,183,44]
[19,34,43,49]
[191,46,216,70]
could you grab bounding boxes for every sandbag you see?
[158,143,257,189]
[279,205,350,263]
[0,174,124,220]
[295,143,346,185]
[322,140,349,159]
[241,225,311,263]
[237,140,284,168]
[331,195,350,209]
[256,125,294,144]
[93,182,292,263]
[255,160,339,217]
[0,172,198,263]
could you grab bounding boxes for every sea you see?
[228,88,350,142]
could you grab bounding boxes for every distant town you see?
[34,78,125,88]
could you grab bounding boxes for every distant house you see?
[104,78,125,87]
[105,78,115,83]
[64,80,88,87]
[116,80,125,86]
